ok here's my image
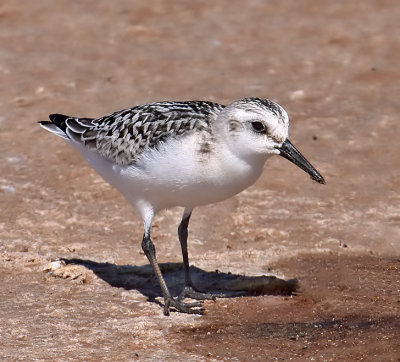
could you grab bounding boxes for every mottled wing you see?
[64,101,224,165]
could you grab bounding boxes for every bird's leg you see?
[178,208,194,288]
[141,231,203,316]
[177,208,230,301]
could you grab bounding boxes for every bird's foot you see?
[178,285,231,301]
[163,296,204,316]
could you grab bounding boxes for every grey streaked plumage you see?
[235,97,284,119]
[64,101,224,165]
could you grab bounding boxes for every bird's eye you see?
[251,121,265,133]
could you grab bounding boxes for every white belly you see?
[70,134,267,213]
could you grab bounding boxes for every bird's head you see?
[218,97,325,184]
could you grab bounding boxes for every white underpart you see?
[67,132,268,220]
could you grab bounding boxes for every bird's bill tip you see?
[277,139,325,184]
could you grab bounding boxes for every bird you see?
[39,97,325,316]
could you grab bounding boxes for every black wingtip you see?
[48,114,69,131]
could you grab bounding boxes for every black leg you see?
[141,233,203,316]
[178,208,193,287]
[177,208,231,301]
[141,234,170,301]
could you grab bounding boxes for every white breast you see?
[120,135,263,209]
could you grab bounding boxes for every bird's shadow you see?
[61,258,298,305]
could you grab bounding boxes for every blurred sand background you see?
[0,1,399,360]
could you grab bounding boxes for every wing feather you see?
[43,101,225,166]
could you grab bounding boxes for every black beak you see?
[277,139,325,184]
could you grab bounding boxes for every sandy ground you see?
[1,0,399,360]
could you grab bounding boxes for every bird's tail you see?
[40,114,95,142]
[39,114,70,140]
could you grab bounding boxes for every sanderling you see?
[40,97,325,316]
